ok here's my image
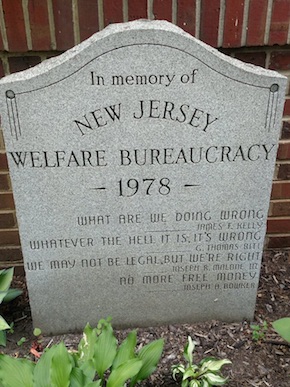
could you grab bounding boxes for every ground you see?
[1,250,290,386]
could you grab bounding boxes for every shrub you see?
[0,267,22,346]
[0,317,164,386]
[172,336,231,387]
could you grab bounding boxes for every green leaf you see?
[189,381,200,387]
[0,354,35,387]
[78,323,97,362]
[0,268,13,293]
[107,358,142,387]
[130,338,164,386]
[33,328,42,337]
[172,364,185,380]
[112,330,137,370]
[204,372,228,385]
[34,346,56,387]
[184,336,196,366]
[0,291,8,304]
[0,330,6,347]
[93,321,117,379]
[0,316,10,331]
[70,367,92,387]
[17,337,27,346]
[50,342,73,387]
[77,324,97,380]
[272,318,290,342]
[183,368,198,380]
[86,381,102,387]
[3,288,22,303]
[200,358,231,372]
[79,359,96,381]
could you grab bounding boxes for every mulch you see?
[1,249,290,386]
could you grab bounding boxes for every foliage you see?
[250,321,268,342]
[33,328,42,337]
[17,337,27,346]
[272,317,290,343]
[0,317,164,386]
[0,267,23,346]
[172,336,231,387]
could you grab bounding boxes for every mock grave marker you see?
[0,21,286,333]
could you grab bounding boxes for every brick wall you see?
[0,0,290,269]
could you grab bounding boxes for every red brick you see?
[0,60,4,78]
[281,121,290,139]
[270,200,290,216]
[246,0,268,46]
[277,141,290,159]
[284,99,290,116]
[0,193,15,210]
[0,264,24,275]
[267,218,290,233]
[0,213,15,229]
[2,0,27,51]
[234,52,266,68]
[0,230,20,246]
[8,56,41,74]
[0,174,10,191]
[153,0,172,21]
[0,153,8,171]
[15,266,25,275]
[271,181,290,199]
[177,0,196,36]
[200,0,220,47]
[0,247,23,265]
[128,0,147,20]
[269,51,290,70]
[78,0,99,41]
[267,235,290,248]
[222,1,244,47]
[104,0,123,27]
[277,163,290,180]
[28,0,51,50]
[268,0,290,46]
[52,0,74,50]
[0,131,4,150]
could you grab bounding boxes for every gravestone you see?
[0,21,286,334]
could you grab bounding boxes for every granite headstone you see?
[0,21,286,333]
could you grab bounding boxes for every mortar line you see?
[123,0,128,22]
[264,0,273,45]
[195,0,201,39]
[0,0,8,51]
[98,0,104,29]
[72,0,80,44]
[148,0,154,20]
[217,0,226,47]
[265,51,271,69]
[172,0,177,24]
[47,0,56,50]
[241,0,250,46]
[22,0,32,50]
[2,56,9,75]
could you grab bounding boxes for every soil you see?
[1,250,290,386]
